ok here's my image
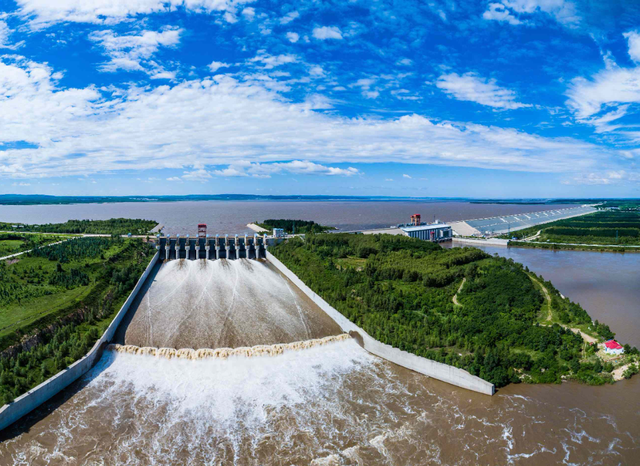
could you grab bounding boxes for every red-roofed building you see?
[604,340,624,355]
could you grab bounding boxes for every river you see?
[0,204,638,465]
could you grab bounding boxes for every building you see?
[401,223,452,242]
[604,340,624,355]
[273,228,286,238]
[410,214,421,226]
[198,224,207,238]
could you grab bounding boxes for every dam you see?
[157,233,268,261]
[1,231,636,465]
[116,258,341,349]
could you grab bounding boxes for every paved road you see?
[0,239,72,261]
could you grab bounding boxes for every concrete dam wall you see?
[116,258,342,349]
[157,234,268,261]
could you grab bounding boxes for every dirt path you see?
[523,230,542,241]
[567,327,598,344]
[612,363,635,381]
[529,275,552,321]
[528,274,598,344]
[452,278,466,306]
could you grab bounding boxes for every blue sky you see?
[0,0,639,198]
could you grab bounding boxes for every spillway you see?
[116,259,342,349]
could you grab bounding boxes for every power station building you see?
[401,223,452,242]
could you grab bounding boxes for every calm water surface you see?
[0,201,579,235]
[1,204,638,465]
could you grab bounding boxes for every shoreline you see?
[508,241,640,253]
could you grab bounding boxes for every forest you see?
[0,233,70,258]
[271,233,637,388]
[0,238,154,404]
[506,211,640,246]
[0,218,158,235]
[256,219,335,234]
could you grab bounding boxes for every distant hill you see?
[0,194,634,206]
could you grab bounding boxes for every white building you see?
[604,340,624,355]
[273,228,286,238]
[401,224,452,242]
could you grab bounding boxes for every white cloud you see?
[402,174,412,179]
[279,11,299,25]
[312,26,343,40]
[89,27,182,74]
[213,161,359,177]
[181,168,212,182]
[436,72,530,109]
[309,65,324,77]
[0,20,23,49]
[566,36,640,132]
[16,0,256,28]
[396,58,413,66]
[286,32,299,43]
[483,3,522,25]
[250,52,297,69]
[564,170,640,185]
[624,30,640,63]
[166,177,182,181]
[208,61,231,73]
[483,0,579,27]
[241,7,255,20]
[0,56,621,181]
[0,20,12,48]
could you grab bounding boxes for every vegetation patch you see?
[256,219,335,234]
[271,233,637,388]
[0,233,71,258]
[0,218,158,235]
[505,211,640,248]
[0,238,154,404]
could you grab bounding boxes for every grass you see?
[335,256,367,270]
[0,233,72,258]
[0,286,93,340]
[505,211,640,251]
[0,240,130,350]
[0,240,24,257]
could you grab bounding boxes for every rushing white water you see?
[3,338,636,465]
[108,334,351,360]
[120,259,341,349]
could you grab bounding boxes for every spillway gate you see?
[156,234,269,260]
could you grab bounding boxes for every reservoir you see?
[1,204,638,464]
[0,200,580,235]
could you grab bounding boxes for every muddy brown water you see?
[1,238,639,464]
[0,201,580,235]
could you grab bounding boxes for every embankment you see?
[266,252,495,395]
[0,251,160,432]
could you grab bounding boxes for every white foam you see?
[94,339,374,426]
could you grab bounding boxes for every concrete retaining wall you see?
[0,251,160,432]
[267,252,495,395]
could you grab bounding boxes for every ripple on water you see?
[1,340,637,465]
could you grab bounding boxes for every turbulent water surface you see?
[117,259,341,349]
[1,339,638,465]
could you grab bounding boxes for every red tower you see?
[410,214,421,226]
[198,223,207,238]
